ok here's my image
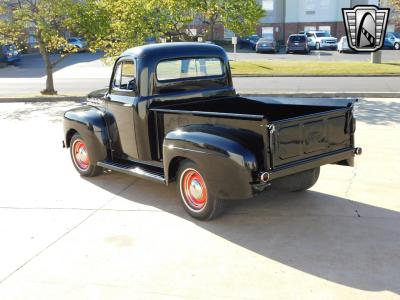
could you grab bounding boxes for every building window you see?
[305,0,315,14]
[261,27,274,38]
[304,26,316,32]
[318,26,331,34]
[387,24,395,32]
[262,0,274,11]
[224,28,235,39]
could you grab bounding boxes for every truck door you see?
[106,58,139,159]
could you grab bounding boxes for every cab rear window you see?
[156,58,224,81]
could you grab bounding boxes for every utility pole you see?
[371,0,382,63]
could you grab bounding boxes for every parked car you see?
[63,42,361,220]
[286,34,310,54]
[255,35,279,53]
[67,37,88,52]
[0,44,21,64]
[238,35,260,50]
[337,36,353,53]
[306,31,337,50]
[384,32,400,50]
[144,37,157,45]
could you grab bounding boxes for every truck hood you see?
[87,88,108,100]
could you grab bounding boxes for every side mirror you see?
[128,79,137,94]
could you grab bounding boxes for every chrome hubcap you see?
[77,147,88,163]
[189,179,203,199]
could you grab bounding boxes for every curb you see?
[0,96,85,103]
[232,74,400,78]
[239,92,400,98]
[1,92,400,103]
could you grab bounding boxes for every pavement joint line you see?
[0,179,138,285]
[344,163,360,218]
[0,206,390,219]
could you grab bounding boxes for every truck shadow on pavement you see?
[355,98,400,126]
[85,174,400,295]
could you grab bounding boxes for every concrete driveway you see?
[0,99,399,299]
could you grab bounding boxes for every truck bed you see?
[151,96,356,174]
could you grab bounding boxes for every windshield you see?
[259,37,272,42]
[4,44,16,51]
[315,32,330,38]
[289,35,306,43]
[261,34,273,41]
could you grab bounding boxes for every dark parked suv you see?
[0,44,21,64]
[238,35,260,50]
[286,34,310,54]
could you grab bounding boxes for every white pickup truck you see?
[306,30,338,50]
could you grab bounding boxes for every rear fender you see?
[163,125,259,200]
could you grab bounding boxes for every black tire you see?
[70,133,102,177]
[177,160,224,220]
[395,43,400,50]
[271,167,320,192]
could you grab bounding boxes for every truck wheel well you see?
[168,156,188,182]
[66,129,78,147]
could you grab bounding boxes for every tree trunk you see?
[37,31,57,95]
[43,57,56,95]
[208,22,215,41]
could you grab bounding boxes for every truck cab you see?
[63,42,361,220]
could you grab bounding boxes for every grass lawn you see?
[229,60,400,76]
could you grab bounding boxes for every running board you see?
[97,160,166,184]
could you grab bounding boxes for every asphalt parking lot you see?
[0,99,399,299]
[227,48,400,61]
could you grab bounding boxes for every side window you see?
[113,62,122,88]
[112,60,136,91]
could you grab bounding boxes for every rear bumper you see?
[257,46,275,52]
[287,46,307,52]
[259,147,360,183]
[6,55,21,63]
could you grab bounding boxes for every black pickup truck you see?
[63,42,361,220]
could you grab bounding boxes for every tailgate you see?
[269,107,355,169]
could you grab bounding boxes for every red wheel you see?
[177,161,224,220]
[69,133,102,177]
[180,168,208,211]
[72,139,90,171]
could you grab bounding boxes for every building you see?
[218,0,399,42]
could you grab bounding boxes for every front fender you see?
[63,105,108,164]
[163,125,259,200]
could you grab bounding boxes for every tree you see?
[86,0,198,58]
[195,0,265,40]
[0,0,94,95]
[386,0,400,28]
